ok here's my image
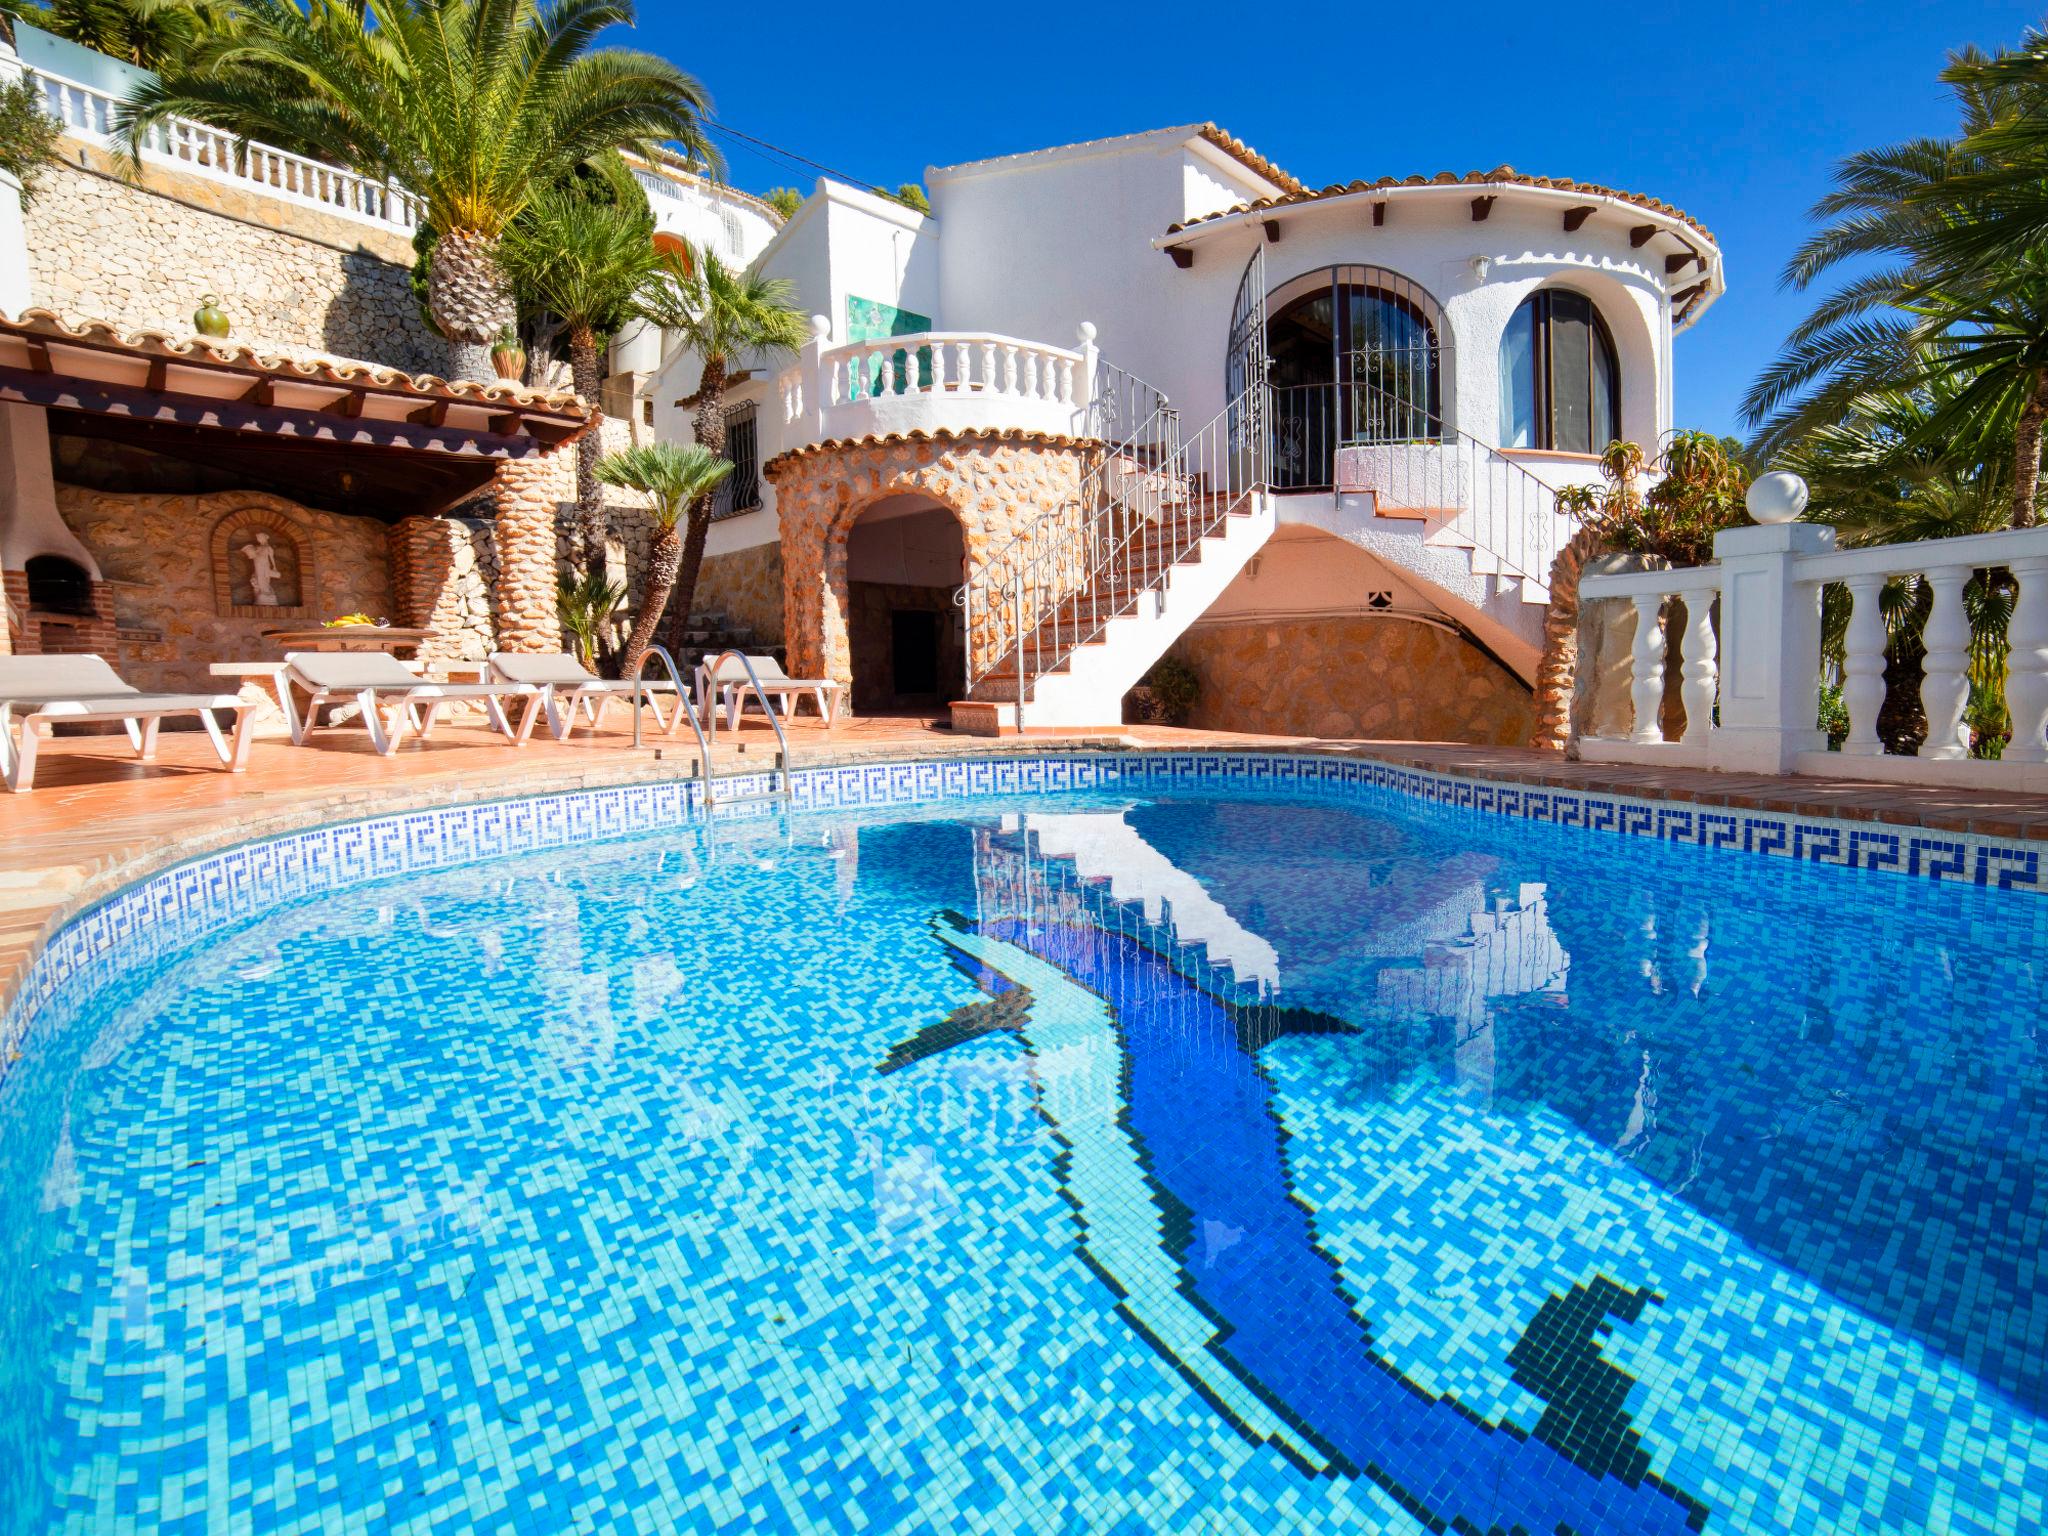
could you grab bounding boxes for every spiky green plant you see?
[0,0,234,71]
[556,567,627,671]
[593,440,730,674]
[638,248,808,639]
[117,0,710,381]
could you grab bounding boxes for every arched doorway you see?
[1262,266,1445,491]
[844,495,967,715]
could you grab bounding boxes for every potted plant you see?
[490,325,527,382]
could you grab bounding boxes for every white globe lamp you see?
[1745,471,1808,525]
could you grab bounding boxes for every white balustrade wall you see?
[33,69,423,234]
[1577,520,2048,789]
[775,319,1098,447]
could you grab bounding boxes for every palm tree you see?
[639,250,807,639]
[1741,46,2048,526]
[500,175,666,570]
[118,0,710,382]
[0,0,229,71]
[594,440,730,675]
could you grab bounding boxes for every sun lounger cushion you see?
[489,652,599,686]
[285,651,429,690]
[0,656,242,714]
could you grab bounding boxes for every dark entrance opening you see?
[25,555,94,615]
[891,608,940,696]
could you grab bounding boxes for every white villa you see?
[652,123,1721,737]
[0,19,1725,749]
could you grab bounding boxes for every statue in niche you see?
[231,526,301,608]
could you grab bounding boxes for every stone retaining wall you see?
[27,155,442,374]
[1167,616,1534,746]
[692,539,785,641]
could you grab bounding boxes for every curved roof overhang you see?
[1155,179,1724,331]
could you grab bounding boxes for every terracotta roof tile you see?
[1193,124,1306,196]
[763,426,1097,477]
[1165,166,1716,247]
[0,308,595,420]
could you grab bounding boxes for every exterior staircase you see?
[1331,405,1582,611]
[954,383,1275,732]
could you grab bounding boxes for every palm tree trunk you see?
[622,521,681,679]
[2013,366,2048,529]
[663,355,729,649]
[428,228,518,384]
[568,323,606,575]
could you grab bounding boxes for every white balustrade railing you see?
[775,319,1096,445]
[1577,519,2048,788]
[32,69,421,234]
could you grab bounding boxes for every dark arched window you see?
[1264,266,1443,490]
[1499,290,1619,454]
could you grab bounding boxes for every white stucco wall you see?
[1134,193,1679,449]
[929,134,1277,415]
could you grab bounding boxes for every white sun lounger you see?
[486,652,686,739]
[0,653,257,792]
[282,651,542,756]
[698,653,843,731]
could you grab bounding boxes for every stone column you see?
[390,515,490,666]
[490,448,568,654]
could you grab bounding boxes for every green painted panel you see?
[845,296,933,399]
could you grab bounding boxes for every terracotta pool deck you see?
[6,713,2048,1020]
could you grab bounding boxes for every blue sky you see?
[632,0,2034,441]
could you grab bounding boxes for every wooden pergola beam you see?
[1562,205,1595,232]
[1629,224,1657,248]
[0,366,544,459]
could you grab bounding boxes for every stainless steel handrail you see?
[631,643,714,772]
[701,649,794,803]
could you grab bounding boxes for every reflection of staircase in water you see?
[1016,812,1280,993]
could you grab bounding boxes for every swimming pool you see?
[2,753,2044,1534]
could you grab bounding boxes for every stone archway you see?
[843,494,969,713]
[764,429,1093,707]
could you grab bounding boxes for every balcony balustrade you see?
[775,320,1098,446]
[30,68,423,235]
[1577,505,2048,789]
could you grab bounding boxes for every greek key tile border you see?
[5,750,2042,1075]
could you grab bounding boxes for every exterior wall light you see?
[1469,255,1491,282]
[1745,471,1809,525]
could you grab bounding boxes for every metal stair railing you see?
[959,362,1179,700]
[968,381,1271,709]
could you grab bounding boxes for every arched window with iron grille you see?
[1255,266,1446,492]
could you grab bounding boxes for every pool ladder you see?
[631,645,793,812]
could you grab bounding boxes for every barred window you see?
[712,404,760,520]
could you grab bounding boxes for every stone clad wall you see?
[58,484,394,706]
[765,431,1091,695]
[691,541,785,641]
[27,156,443,374]
[1168,617,1534,746]
[391,515,497,666]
